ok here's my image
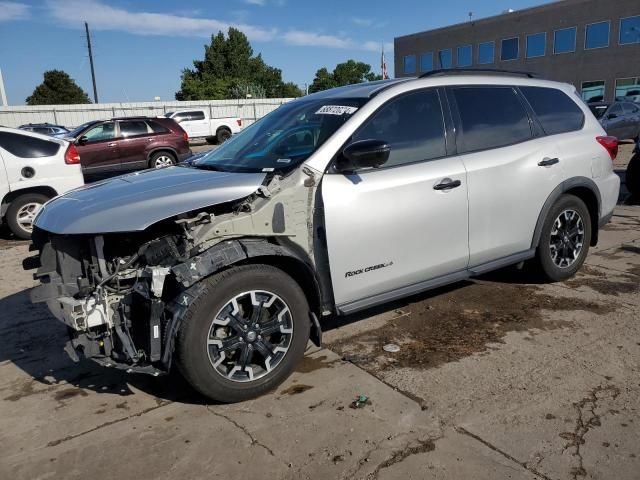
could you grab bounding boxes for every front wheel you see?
[6,193,49,239]
[534,194,591,282]
[177,264,310,403]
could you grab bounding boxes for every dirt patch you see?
[280,384,314,396]
[295,355,339,373]
[565,270,640,296]
[327,281,613,372]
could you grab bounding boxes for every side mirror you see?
[607,113,618,120]
[336,139,390,172]
[76,135,88,145]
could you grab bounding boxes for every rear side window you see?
[353,89,446,168]
[452,87,532,153]
[185,111,205,121]
[146,120,171,134]
[0,132,60,158]
[119,120,150,137]
[520,87,585,135]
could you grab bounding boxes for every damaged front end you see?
[26,166,330,375]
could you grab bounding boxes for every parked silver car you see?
[26,71,620,402]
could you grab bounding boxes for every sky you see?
[0,0,552,105]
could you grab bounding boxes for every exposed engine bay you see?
[26,167,329,375]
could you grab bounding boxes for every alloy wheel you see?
[549,209,585,268]
[16,202,42,234]
[154,155,174,168]
[206,290,294,383]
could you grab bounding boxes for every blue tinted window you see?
[457,45,472,67]
[585,21,609,49]
[404,55,416,74]
[501,37,519,61]
[420,52,434,72]
[554,27,576,54]
[478,42,494,64]
[620,16,640,45]
[526,32,546,57]
[439,49,452,69]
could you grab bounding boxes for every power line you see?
[85,22,99,103]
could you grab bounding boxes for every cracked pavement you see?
[1,202,639,479]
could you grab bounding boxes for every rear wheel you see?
[177,264,310,403]
[149,151,176,169]
[6,193,49,239]
[626,153,640,198]
[216,128,232,144]
[534,194,591,282]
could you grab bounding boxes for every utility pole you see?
[85,22,99,103]
[0,68,8,106]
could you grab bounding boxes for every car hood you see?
[34,166,266,234]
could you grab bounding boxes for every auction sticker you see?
[316,105,358,115]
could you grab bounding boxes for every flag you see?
[381,43,389,80]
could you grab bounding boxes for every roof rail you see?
[419,68,540,79]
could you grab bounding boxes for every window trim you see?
[331,87,453,173]
[584,20,611,50]
[526,32,547,58]
[500,37,520,62]
[477,41,495,65]
[419,52,434,72]
[619,15,640,46]
[403,54,417,74]
[446,85,535,156]
[553,26,577,55]
[438,48,453,69]
[456,44,473,67]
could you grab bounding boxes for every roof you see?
[303,78,412,100]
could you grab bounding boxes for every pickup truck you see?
[163,109,242,144]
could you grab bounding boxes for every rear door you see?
[622,103,640,139]
[322,88,469,309]
[448,85,566,266]
[603,103,626,139]
[117,120,153,171]
[76,121,120,173]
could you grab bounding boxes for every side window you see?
[83,123,116,142]
[146,120,170,134]
[186,111,205,121]
[452,86,532,153]
[623,103,639,114]
[0,132,60,158]
[119,120,150,137]
[520,86,585,135]
[352,89,447,168]
[608,104,623,116]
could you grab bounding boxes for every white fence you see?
[0,98,295,129]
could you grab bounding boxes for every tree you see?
[26,70,91,105]
[176,28,302,100]
[309,60,382,93]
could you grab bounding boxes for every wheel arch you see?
[215,125,232,135]
[531,177,601,249]
[146,147,178,163]
[1,186,57,218]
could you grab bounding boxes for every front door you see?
[76,121,119,173]
[322,89,469,309]
[179,110,209,138]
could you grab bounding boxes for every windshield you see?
[65,121,99,138]
[589,104,609,119]
[164,112,174,118]
[192,98,365,173]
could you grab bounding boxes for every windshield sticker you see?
[262,167,275,172]
[316,105,358,116]
[276,158,292,163]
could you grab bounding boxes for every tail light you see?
[183,131,189,142]
[64,143,81,165]
[237,119,242,127]
[596,136,618,161]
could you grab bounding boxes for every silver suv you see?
[27,71,620,402]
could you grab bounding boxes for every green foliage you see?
[176,28,302,100]
[309,60,382,93]
[26,70,91,105]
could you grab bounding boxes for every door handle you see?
[538,157,559,167]
[107,143,116,147]
[433,178,462,190]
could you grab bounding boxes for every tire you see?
[177,264,310,403]
[216,128,232,144]
[205,136,217,145]
[626,153,640,198]
[534,194,592,282]
[5,193,49,240]
[149,151,176,169]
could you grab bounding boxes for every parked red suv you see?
[62,117,191,174]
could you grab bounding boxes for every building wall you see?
[394,0,640,101]
[0,98,294,129]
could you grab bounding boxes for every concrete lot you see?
[0,147,639,479]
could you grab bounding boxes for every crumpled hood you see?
[35,166,266,234]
